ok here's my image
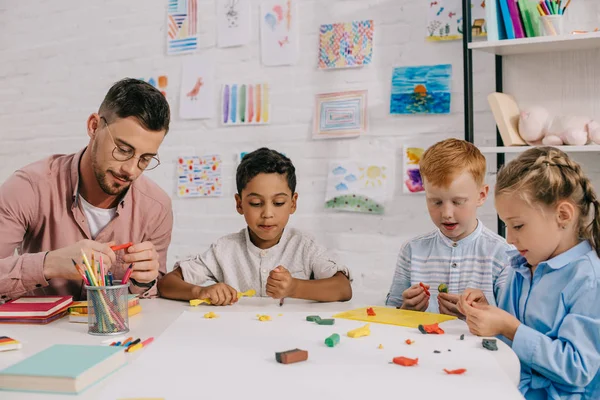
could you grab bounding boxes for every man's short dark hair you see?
[99,78,170,134]
[236,148,296,194]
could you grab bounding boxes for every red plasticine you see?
[405,339,414,345]
[366,307,376,316]
[423,323,445,334]
[419,282,430,296]
[444,368,467,375]
[393,357,419,366]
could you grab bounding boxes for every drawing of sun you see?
[359,165,386,187]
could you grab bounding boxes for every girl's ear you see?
[556,200,576,230]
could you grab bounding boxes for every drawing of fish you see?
[449,12,456,18]
[436,7,444,16]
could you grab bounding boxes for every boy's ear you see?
[234,193,244,215]
[555,200,576,229]
[290,192,298,214]
[477,184,489,206]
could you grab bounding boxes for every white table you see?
[0,298,521,399]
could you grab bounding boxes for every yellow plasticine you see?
[204,312,219,319]
[347,323,371,338]
[278,314,283,317]
[189,298,211,306]
[257,315,271,322]
[190,289,256,307]
[378,344,384,349]
[126,343,143,353]
[238,289,256,299]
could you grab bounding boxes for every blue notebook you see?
[0,344,126,394]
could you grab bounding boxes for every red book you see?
[0,296,73,317]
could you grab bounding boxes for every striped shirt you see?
[176,227,351,297]
[386,220,512,312]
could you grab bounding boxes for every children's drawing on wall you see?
[260,0,299,66]
[426,0,486,41]
[403,147,425,194]
[167,0,199,55]
[217,0,251,48]
[141,76,169,98]
[177,155,222,198]
[179,58,214,119]
[318,20,374,69]
[222,83,270,126]
[390,64,452,115]
[325,161,388,214]
[314,90,368,140]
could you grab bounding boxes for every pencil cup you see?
[85,283,130,336]
[540,15,565,36]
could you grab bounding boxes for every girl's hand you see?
[462,302,521,340]
[458,288,489,315]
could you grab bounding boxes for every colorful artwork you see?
[222,83,270,126]
[141,76,169,98]
[217,0,251,48]
[179,58,214,119]
[314,90,368,139]
[318,20,374,69]
[390,64,452,115]
[426,0,486,42]
[325,161,388,214]
[177,155,222,198]
[403,146,425,194]
[260,0,299,66]
[167,0,199,55]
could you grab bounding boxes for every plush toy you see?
[518,106,600,146]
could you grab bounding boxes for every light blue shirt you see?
[498,241,600,400]
[386,220,511,311]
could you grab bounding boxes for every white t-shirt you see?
[79,195,117,239]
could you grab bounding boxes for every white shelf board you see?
[468,32,600,56]
[479,146,600,154]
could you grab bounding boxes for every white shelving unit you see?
[468,32,600,56]
[479,145,600,154]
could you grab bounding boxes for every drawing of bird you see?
[449,12,456,18]
[436,7,445,16]
[186,77,204,100]
[278,36,289,47]
[430,1,438,7]
[481,0,486,8]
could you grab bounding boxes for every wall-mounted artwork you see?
[217,0,251,48]
[141,76,169,98]
[426,0,486,42]
[260,0,299,66]
[325,160,388,214]
[221,83,270,125]
[390,64,452,115]
[318,20,374,69]
[179,58,214,119]
[167,0,199,55]
[177,155,222,198]
[313,90,368,140]
[403,146,425,194]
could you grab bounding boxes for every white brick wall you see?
[1,0,599,303]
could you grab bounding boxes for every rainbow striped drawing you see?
[221,83,270,126]
[318,20,374,69]
[177,155,222,198]
[314,90,368,139]
[167,0,198,55]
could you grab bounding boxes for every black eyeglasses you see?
[100,116,161,171]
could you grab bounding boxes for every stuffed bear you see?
[518,106,600,146]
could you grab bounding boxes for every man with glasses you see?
[0,78,172,300]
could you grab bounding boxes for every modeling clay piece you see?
[378,344,384,349]
[306,315,321,322]
[275,349,308,364]
[392,356,419,366]
[482,338,498,351]
[444,368,467,375]
[315,318,335,325]
[189,298,210,306]
[405,339,414,345]
[325,334,340,347]
[203,312,219,319]
[190,289,257,306]
[438,283,449,293]
[347,324,371,338]
[460,334,465,340]
[278,314,283,317]
[422,323,445,334]
[257,315,271,321]
[366,307,376,316]
[434,350,441,354]
[419,282,430,296]
[418,325,427,334]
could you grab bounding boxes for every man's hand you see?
[438,292,464,318]
[122,242,159,283]
[195,283,238,306]
[400,284,430,311]
[266,266,297,299]
[44,240,116,281]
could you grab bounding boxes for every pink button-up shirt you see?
[0,148,173,301]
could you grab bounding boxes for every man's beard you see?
[91,146,131,196]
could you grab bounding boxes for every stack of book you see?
[0,296,72,324]
[68,294,141,323]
